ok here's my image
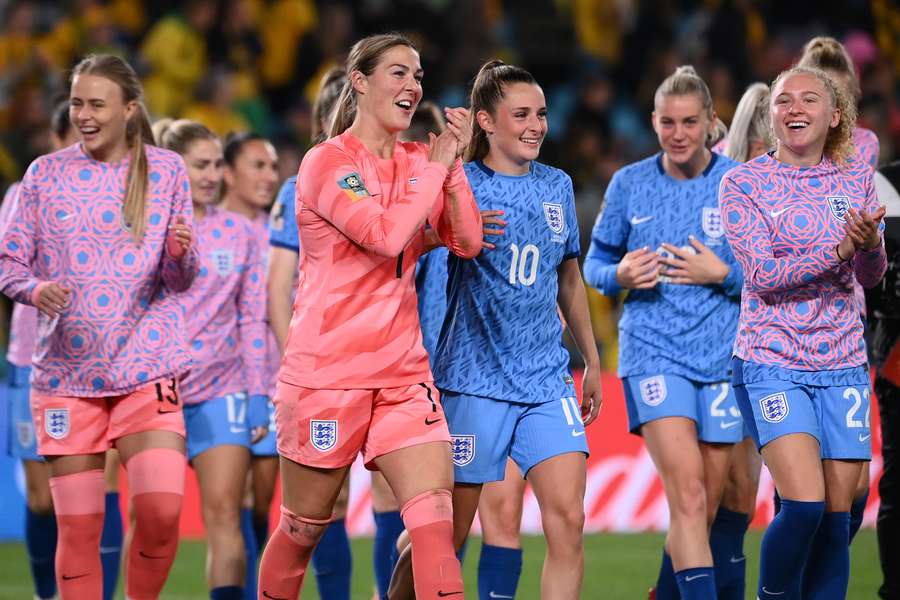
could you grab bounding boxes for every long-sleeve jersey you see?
[279,130,483,389]
[0,143,199,396]
[719,152,886,374]
[853,127,880,169]
[178,205,268,403]
[584,153,743,382]
[0,182,38,368]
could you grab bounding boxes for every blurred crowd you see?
[1,0,899,366]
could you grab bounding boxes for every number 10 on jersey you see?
[509,243,540,286]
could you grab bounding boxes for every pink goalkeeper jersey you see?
[720,152,886,371]
[280,130,482,389]
[0,143,199,396]
[0,182,38,368]
[179,205,268,403]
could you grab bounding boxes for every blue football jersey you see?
[583,153,742,382]
[416,246,449,361]
[434,160,580,403]
[269,176,300,253]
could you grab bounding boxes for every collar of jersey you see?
[655,151,719,178]
[474,160,535,179]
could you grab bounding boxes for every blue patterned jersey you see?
[269,176,299,253]
[434,160,580,403]
[416,246,449,361]
[583,153,743,382]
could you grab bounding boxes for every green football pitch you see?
[0,530,882,599]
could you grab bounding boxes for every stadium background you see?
[0,0,897,597]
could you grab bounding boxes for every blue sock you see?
[849,493,868,543]
[252,512,269,555]
[311,518,352,600]
[211,585,243,599]
[802,511,850,600]
[478,544,523,600]
[758,499,824,599]
[100,492,123,600]
[675,567,716,600]
[25,507,57,600]
[709,507,749,600]
[240,508,258,600]
[655,550,680,599]
[373,510,404,599]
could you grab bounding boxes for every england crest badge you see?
[760,392,789,423]
[827,196,850,222]
[702,207,724,243]
[451,435,475,466]
[543,202,565,243]
[210,249,235,276]
[45,408,69,440]
[310,419,338,452]
[639,376,667,407]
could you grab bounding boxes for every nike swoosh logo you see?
[730,555,746,564]
[62,573,89,581]
[438,592,463,598]
[571,430,585,437]
[762,587,786,595]
[139,550,169,560]
[684,574,710,582]
[489,593,514,599]
[59,212,74,221]
[262,592,288,600]
[720,420,740,429]
[99,546,121,554]
[859,433,872,442]
[229,426,247,433]
[769,208,791,218]
[630,215,654,225]
[425,417,442,425]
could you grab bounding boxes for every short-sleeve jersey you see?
[0,144,198,396]
[433,160,580,403]
[720,153,886,374]
[584,153,743,382]
[269,175,300,253]
[279,131,482,389]
[179,206,268,403]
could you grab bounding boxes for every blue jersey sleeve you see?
[563,176,580,261]
[269,177,299,253]
[584,169,630,295]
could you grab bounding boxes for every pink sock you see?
[401,489,464,599]
[124,448,185,599]
[257,506,329,599]
[50,469,106,599]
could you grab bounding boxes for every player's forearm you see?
[437,164,483,259]
[267,290,291,355]
[853,243,887,289]
[558,260,600,367]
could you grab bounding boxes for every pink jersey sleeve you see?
[0,162,45,304]
[429,158,483,259]
[239,231,269,398]
[719,172,840,294]
[160,163,199,292]
[851,171,887,288]
[853,127,880,169]
[298,143,449,258]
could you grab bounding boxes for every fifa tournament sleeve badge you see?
[338,172,371,202]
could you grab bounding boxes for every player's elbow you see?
[449,238,482,259]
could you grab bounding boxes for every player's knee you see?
[542,501,585,542]
[203,495,241,533]
[670,476,707,522]
[135,497,181,539]
[26,487,54,515]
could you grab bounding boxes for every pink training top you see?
[853,127,880,169]
[281,130,483,389]
[247,211,281,397]
[720,152,886,371]
[0,143,199,396]
[0,182,38,368]
[178,205,268,403]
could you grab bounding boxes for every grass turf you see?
[0,530,882,599]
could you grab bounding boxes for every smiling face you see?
[224,139,279,210]
[479,82,547,171]
[652,93,713,172]
[183,138,224,206]
[354,44,423,134]
[69,73,136,162]
[771,72,839,165]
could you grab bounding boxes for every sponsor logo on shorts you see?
[310,419,338,452]
[639,376,667,407]
[16,421,34,447]
[451,435,475,467]
[759,392,789,423]
[45,408,69,440]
